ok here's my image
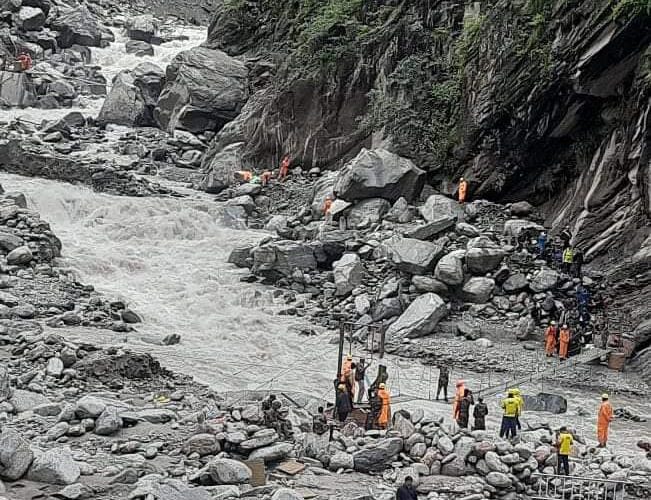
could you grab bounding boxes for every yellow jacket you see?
[558,432,573,455]
[501,397,519,417]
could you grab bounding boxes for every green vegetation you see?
[612,0,651,18]
[456,14,486,68]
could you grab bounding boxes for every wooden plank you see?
[244,459,266,486]
[276,460,305,476]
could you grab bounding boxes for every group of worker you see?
[536,227,584,278]
[235,154,292,187]
[500,389,525,439]
[544,321,573,360]
[450,379,489,431]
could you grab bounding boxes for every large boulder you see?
[183,434,221,457]
[353,437,403,472]
[154,47,248,134]
[345,198,390,228]
[125,40,155,56]
[465,237,505,274]
[251,241,316,279]
[334,149,425,203]
[201,458,252,485]
[0,71,36,107]
[522,393,567,414]
[9,389,49,412]
[94,406,123,435]
[386,293,447,340]
[0,364,11,402]
[461,277,495,303]
[27,447,80,485]
[382,236,444,274]
[97,63,166,127]
[419,194,462,222]
[247,442,293,463]
[75,395,106,419]
[126,15,157,43]
[271,489,304,500]
[6,246,33,265]
[310,172,337,217]
[404,215,456,240]
[503,273,528,292]
[129,478,212,500]
[503,219,544,241]
[530,268,560,292]
[434,252,465,286]
[15,6,46,31]
[51,6,104,48]
[0,428,33,481]
[200,142,244,194]
[333,253,364,296]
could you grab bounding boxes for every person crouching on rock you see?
[335,384,352,424]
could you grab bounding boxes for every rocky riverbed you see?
[0,1,649,499]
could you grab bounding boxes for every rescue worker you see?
[573,248,584,278]
[377,383,391,430]
[500,390,519,439]
[355,358,369,404]
[396,475,418,500]
[559,324,571,360]
[335,384,352,423]
[312,406,328,435]
[279,154,291,180]
[436,364,449,402]
[340,354,354,395]
[236,170,252,182]
[562,246,574,274]
[537,231,547,256]
[597,393,614,447]
[560,226,572,249]
[261,170,273,186]
[458,177,468,204]
[556,426,573,476]
[545,321,558,357]
[577,284,590,312]
[512,388,524,430]
[17,51,32,71]
[473,396,488,430]
[452,380,465,421]
[323,195,333,224]
[457,388,473,429]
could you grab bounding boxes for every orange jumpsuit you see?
[340,359,355,395]
[323,198,332,215]
[279,156,290,179]
[597,401,613,446]
[545,326,557,356]
[452,383,465,420]
[458,180,468,203]
[377,388,391,429]
[261,171,273,186]
[559,328,570,359]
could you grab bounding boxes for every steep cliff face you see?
[204,0,650,321]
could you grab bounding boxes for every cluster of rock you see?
[227,148,593,353]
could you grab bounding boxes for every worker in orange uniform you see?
[545,321,558,357]
[279,155,291,180]
[558,324,570,360]
[377,383,391,429]
[17,51,32,71]
[261,170,273,186]
[452,380,465,421]
[597,393,614,447]
[458,177,468,203]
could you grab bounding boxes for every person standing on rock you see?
[396,475,418,500]
[335,384,353,423]
[573,247,584,278]
[452,380,465,421]
[556,426,573,475]
[559,324,571,360]
[279,154,291,180]
[457,388,473,429]
[377,383,391,429]
[458,177,469,203]
[355,358,369,404]
[597,393,614,447]
[545,321,558,357]
[513,388,524,430]
[500,390,519,439]
[436,364,449,402]
[562,246,574,274]
[323,195,334,224]
[537,231,547,256]
[560,226,572,249]
[340,354,354,395]
[473,396,488,430]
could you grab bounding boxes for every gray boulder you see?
[247,442,293,463]
[46,357,64,377]
[411,276,449,295]
[510,201,534,216]
[345,198,390,228]
[530,269,559,293]
[227,245,252,268]
[334,149,425,203]
[200,142,244,194]
[434,252,464,286]
[75,396,106,419]
[15,6,45,31]
[203,458,252,484]
[382,236,444,274]
[404,215,456,240]
[465,237,505,274]
[503,273,528,293]
[51,6,104,48]
[419,194,462,222]
[252,241,316,279]
[0,428,33,480]
[329,451,354,471]
[239,429,278,450]
[9,390,49,412]
[271,489,304,500]
[97,63,166,127]
[461,277,495,304]
[440,455,466,476]
[155,47,248,134]
[384,197,414,223]
[522,393,567,414]
[333,253,364,296]
[129,478,212,500]
[503,219,544,241]
[94,406,123,435]
[0,232,24,253]
[125,40,154,56]
[353,437,403,472]
[27,447,80,485]
[6,246,33,265]
[126,15,157,43]
[309,171,337,218]
[0,71,36,107]
[392,412,415,438]
[0,364,11,402]
[183,434,220,457]
[386,293,447,340]
[486,471,512,488]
